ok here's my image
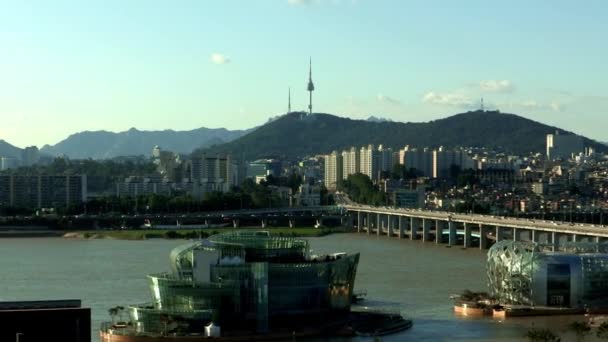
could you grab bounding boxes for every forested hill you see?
[40,127,251,159]
[0,140,22,158]
[198,111,606,160]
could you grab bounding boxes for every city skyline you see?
[1,0,607,148]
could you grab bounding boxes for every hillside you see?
[41,127,251,159]
[0,140,22,158]
[199,111,606,160]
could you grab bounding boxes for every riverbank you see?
[0,230,65,238]
[63,227,352,240]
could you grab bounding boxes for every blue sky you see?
[0,0,607,148]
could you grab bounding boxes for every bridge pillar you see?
[261,219,267,228]
[531,229,537,243]
[289,219,295,228]
[410,217,417,240]
[551,232,558,252]
[572,234,578,243]
[204,219,209,228]
[435,220,443,244]
[388,215,394,237]
[377,214,381,236]
[448,220,456,246]
[232,219,240,228]
[367,213,371,235]
[463,222,471,248]
[480,224,489,250]
[357,212,362,232]
[398,216,404,239]
[422,218,431,242]
[496,226,505,242]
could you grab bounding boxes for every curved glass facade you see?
[487,241,608,308]
[126,230,359,334]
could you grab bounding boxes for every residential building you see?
[546,132,584,160]
[341,147,359,180]
[21,146,40,166]
[191,154,237,197]
[0,157,18,171]
[116,176,173,197]
[432,147,474,179]
[296,184,321,206]
[0,175,87,209]
[324,151,343,190]
[359,144,377,180]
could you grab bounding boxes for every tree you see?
[568,321,590,342]
[108,306,119,324]
[597,321,608,339]
[525,328,561,342]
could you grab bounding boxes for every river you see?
[0,233,590,341]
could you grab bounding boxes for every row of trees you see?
[338,173,387,206]
[526,320,608,342]
[56,177,329,215]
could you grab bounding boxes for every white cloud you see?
[422,91,474,107]
[210,53,230,65]
[518,100,562,112]
[479,80,514,93]
[502,100,563,112]
[288,0,313,5]
[377,93,401,105]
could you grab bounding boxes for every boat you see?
[349,310,413,337]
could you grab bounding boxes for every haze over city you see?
[1,0,607,148]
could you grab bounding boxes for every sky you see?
[0,0,607,148]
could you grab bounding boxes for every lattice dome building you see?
[487,240,608,308]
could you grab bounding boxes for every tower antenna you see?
[288,87,291,113]
[307,57,315,115]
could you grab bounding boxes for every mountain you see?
[199,111,607,160]
[0,140,22,158]
[41,127,251,159]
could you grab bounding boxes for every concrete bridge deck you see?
[343,204,608,249]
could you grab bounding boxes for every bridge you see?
[343,204,608,250]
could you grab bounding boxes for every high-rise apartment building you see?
[190,154,236,196]
[0,175,87,209]
[399,146,433,177]
[359,144,377,180]
[546,132,584,160]
[432,147,474,179]
[377,145,394,176]
[341,147,360,180]
[324,151,343,190]
[0,157,18,171]
[21,146,40,167]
